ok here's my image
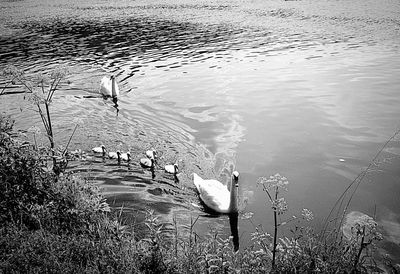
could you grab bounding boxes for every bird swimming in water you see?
[146,148,158,162]
[108,150,121,163]
[99,75,119,98]
[193,171,240,214]
[164,163,179,174]
[140,150,155,169]
[92,145,106,157]
[120,151,131,162]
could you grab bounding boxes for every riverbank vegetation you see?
[0,67,396,273]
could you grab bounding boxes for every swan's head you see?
[101,144,106,150]
[232,171,239,186]
[116,150,121,155]
[174,163,179,173]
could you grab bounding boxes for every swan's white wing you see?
[140,158,153,167]
[108,152,118,159]
[165,165,175,173]
[193,173,230,213]
[92,147,103,153]
[146,150,156,159]
[120,153,129,161]
[100,76,112,96]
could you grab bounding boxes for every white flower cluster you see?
[301,208,314,221]
[257,173,289,191]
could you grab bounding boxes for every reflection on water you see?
[229,213,240,252]
[1,0,400,261]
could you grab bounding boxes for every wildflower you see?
[1,65,22,78]
[28,126,41,134]
[241,212,254,220]
[72,117,84,125]
[257,173,289,191]
[301,208,314,221]
[51,65,69,79]
[272,197,288,214]
[28,91,46,104]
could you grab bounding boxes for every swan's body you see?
[165,163,178,174]
[140,157,154,168]
[92,145,106,156]
[121,152,131,162]
[193,171,239,214]
[108,150,121,162]
[100,75,119,98]
[146,149,157,161]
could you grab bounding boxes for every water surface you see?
[1,0,400,262]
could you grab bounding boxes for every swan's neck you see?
[111,77,117,97]
[228,176,239,213]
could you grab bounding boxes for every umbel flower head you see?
[272,197,288,215]
[301,208,314,221]
[257,173,289,191]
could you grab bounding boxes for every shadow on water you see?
[229,213,239,252]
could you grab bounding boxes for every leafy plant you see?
[1,65,72,173]
[257,173,289,270]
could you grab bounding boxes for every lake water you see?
[1,0,400,263]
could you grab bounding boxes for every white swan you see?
[146,149,157,160]
[92,145,106,156]
[193,171,239,214]
[108,150,121,161]
[165,163,178,174]
[140,156,155,169]
[99,75,119,98]
[120,151,131,162]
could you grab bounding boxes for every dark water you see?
[1,0,400,263]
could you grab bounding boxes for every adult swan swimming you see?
[193,171,239,214]
[99,75,119,98]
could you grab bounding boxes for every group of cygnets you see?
[91,144,179,175]
[92,143,239,214]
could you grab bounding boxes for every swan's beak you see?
[232,171,239,186]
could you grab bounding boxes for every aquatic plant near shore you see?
[1,65,74,174]
[257,173,289,270]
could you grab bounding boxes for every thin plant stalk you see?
[271,186,278,270]
[62,124,78,156]
[33,133,38,151]
[354,227,365,272]
[320,127,400,245]
[0,76,17,96]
